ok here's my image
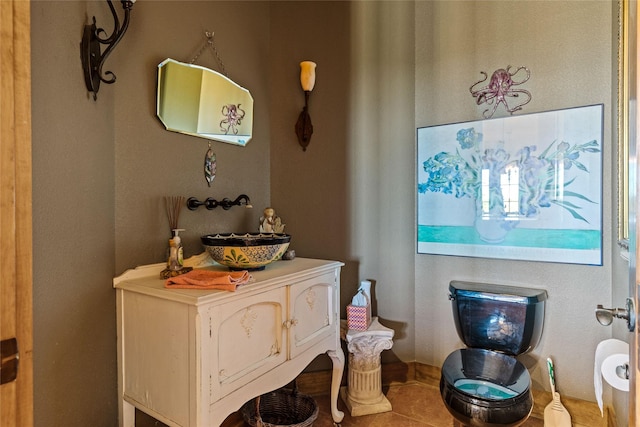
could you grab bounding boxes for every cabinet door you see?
[207,287,287,402]
[289,271,337,359]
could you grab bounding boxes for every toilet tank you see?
[449,281,547,356]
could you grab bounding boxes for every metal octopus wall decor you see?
[469,66,532,119]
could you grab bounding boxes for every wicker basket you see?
[241,387,319,427]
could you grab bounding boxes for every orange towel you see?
[164,269,253,291]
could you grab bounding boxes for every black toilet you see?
[440,281,547,427]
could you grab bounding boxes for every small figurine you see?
[259,207,285,233]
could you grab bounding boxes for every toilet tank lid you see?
[449,281,547,304]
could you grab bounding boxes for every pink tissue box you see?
[347,303,371,331]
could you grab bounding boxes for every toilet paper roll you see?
[594,339,629,416]
[601,353,629,392]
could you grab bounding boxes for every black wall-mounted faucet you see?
[186,194,252,211]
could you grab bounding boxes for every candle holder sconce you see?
[81,0,135,100]
[295,61,316,151]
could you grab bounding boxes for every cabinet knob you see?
[282,319,299,329]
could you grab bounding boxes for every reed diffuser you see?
[164,195,185,236]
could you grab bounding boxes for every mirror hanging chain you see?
[189,31,228,78]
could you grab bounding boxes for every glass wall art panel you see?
[417,104,603,265]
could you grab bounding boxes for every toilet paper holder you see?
[616,362,630,380]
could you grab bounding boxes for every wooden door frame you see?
[0,1,34,425]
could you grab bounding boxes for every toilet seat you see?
[440,348,533,427]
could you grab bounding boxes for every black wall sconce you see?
[186,195,253,211]
[295,61,316,151]
[81,0,135,100]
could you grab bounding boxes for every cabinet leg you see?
[327,348,345,424]
[120,399,135,427]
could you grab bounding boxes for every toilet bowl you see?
[440,348,532,426]
[439,281,547,427]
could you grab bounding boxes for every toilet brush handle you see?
[547,358,556,394]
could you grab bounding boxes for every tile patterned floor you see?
[220,381,545,427]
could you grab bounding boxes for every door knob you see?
[0,338,19,385]
[595,298,635,331]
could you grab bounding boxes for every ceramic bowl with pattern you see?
[201,233,291,271]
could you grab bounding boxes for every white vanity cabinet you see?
[113,257,345,427]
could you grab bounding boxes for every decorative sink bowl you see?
[201,233,291,271]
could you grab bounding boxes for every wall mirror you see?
[157,58,254,146]
[618,0,630,249]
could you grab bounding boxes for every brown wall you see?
[113,1,272,272]
[32,2,117,425]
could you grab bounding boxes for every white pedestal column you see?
[340,317,394,416]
